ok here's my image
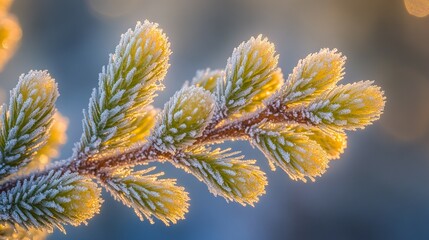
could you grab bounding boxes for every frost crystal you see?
[253,125,329,182]
[280,48,345,105]
[0,19,387,238]
[0,71,58,178]
[150,86,215,152]
[307,80,385,130]
[216,35,279,117]
[75,20,171,156]
[104,167,189,225]
[174,147,267,206]
[0,170,102,233]
[295,126,347,160]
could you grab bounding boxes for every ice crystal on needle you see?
[280,48,345,105]
[150,86,215,152]
[295,126,347,160]
[174,147,267,206]
[75,20,170,157]
[216,35,279,118]
[0,170,101,233]
[307,80,385,130]
[0,19,385,239]
[254,125,329,182]
[0,71,58,178]
[103,167,189,225]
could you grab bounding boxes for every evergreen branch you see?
[75,20,171,157]
[0,71,58,178]
[174,147,266,206]
[279,48,345,105]
[252,124,329,182]
[0,170,102,233]
[0,78,384,189]
[0,95,342,188]
[102,167,189,225]
[16,112,68,175]
[0,20,386,234]
[149,86,215,152]
[215,35,279,119]
[306,80,386,130]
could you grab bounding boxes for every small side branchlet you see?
[253,124,329,182]
[103,167,189,226]
[216,35,279,119]
[0,19,385,239]
[75,20,170,157]
[150,86,215,152]
[0,170,101,233]
[0,71,58,178]
[281,48,345,105]
[174,147,267,206]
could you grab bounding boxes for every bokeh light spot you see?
[404,0,429,17]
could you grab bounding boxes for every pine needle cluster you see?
[0,19,385,239]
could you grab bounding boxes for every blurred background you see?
[1,0,429,239]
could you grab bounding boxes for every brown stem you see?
[0,103,314,192]
[197,104,314,144]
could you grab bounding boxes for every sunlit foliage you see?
[0,20,385,239]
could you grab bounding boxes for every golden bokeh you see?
[404,0,429,17]
[0,0,21,71]
[0,0,12,13]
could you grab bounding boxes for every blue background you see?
[1,0,429,239]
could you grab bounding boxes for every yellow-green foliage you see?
[254,124,329,182]
[281,48,345,105]
[18,112,69,174]
[216,35,280,116]
[128,106,158,144]
[0,71,58,178]
[0,19,385,239]
[192,68,224,93]
[76,20,171,156]
[151,86,215,152]
[296,126,347,160]
[104,167,189,225]
[307,80,385,130]
[174,147,267,206]
[0,170,102,233]
[242,69,283,113]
